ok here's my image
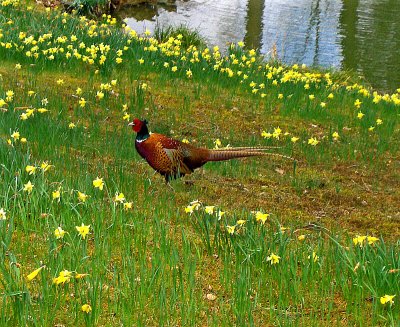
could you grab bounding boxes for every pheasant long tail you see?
[206,148,294,162]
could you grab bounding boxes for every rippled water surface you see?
[118,0,400,91]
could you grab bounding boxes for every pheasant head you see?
[129,118,150,141]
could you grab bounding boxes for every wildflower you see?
[353,235,367,247]
[376,118,383,125]
[20,113,28,120]
[23,181,34,193]
[52,190,61,200]
[79,97,86,107]
[354,99,362,108]
[96,91,104,100]
[20,138,27,143]
[11,131,20,140]
[186,69,192,78]
[291,136,299,143]
[190,200,201,210]
[185,205,194,214]
[309,94,315,100]
[332,132,339,141]
[41,98,48,106]
[237,219,246,226]
[204,206,215,215]
[116,57,123,64]
[41,161,52,172]
[368,126,375,132]
[69,122,76,129]
[25,165,36,175]
[124,202,133,210]
[54,226,66,239]
[138,58,144,64]
[27,266,44,281]
[76,223,90,239]
[327,93,334,99]
[56,79,64,85]
[261,131,272,139]
[278,93,283,99]
[182,138,190,144]
[53,270,72,285]
[81,304,92,313]
[0,208,6,220]
[226,225,236,235]
[320,102,326,108]
[92,177,104,190]
[114,192,125,203]
[272,127,282,139]
[77,191,88,202]
[75,273,89,279]
[15,63,22,70]
[308,251,319,262]
[37,108,48,113]
[123,112,130,121]
[111,79,117,86]
[76,87,82,95]
[380,295,395,305]
[218,210,225,220]
[298,234,306,241]
[367,236,379,245]
[308,137,319,146]
[214,139,222,149]
[267,253,281,264]
[357,111,364,119]
[255,211,269,224]
[171,66,178,72]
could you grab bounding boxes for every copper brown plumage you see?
[129,118,292,182]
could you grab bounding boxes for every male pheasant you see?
[129,118,291,182]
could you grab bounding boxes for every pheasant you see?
[129,118,292,182]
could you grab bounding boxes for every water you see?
[117,0,400,92]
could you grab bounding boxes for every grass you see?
[0,1,399,325]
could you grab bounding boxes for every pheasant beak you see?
[128,122,135,127]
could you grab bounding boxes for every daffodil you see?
[308,137,319,146]
[52,190,61,200]
[255,211,269,224]
[54,227,66,239]
[25,165,36,175]
[380,295,395,305]
[79,97,86,107]
[308,251,319,262]
[78,191,88,202]
[23,181,34,193]
[272,127,282,139]
[124,202,133,210]
[236,219,246,226]
[267,253,281,264]
[298,234,306,241]
[11,131,20,140]
[226,225,236,235]
[367,236,379,245]
[204,206,215,214]
[27,266,45,281]
[291,136,299,143]
[53,270,72,285]
[332,132,339,141]
[357,111,364,119]
[69,122,76,129]
[218,210,225,220]
[354,99,362,108]
[92,177,104,190]
[76,223,90,239]
[0,208,6,220]
[308,94,315,100]
[185,205,194,214]
[376,118,383,125]
[114,192,125,203]
[41,161,52,172]
[75,273,89,279]
[261,131,272,139]
[353,235,367,247]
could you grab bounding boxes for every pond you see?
[117,0,400,92]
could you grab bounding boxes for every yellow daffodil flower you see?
[76,223,90,239]
[81,304,92,313]
[92,177,104,190]
[380,295,395,305]
[27,266,45,281]
[255,211,269,224]
[54,227,66,239]
[23,181,34,193]
[0,208,6,220]
[25,165,36,175]
[114,192,125,203]
[204,206,215,214]
[226,225,236,235]
[267,253,281,264]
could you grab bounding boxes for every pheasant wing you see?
[163,148,193,175]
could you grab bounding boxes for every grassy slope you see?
[0,2,399,326]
